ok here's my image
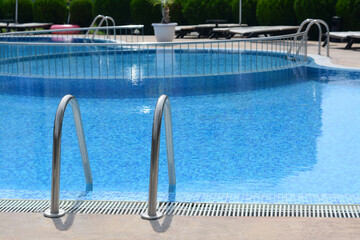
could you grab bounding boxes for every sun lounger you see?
[196,23,248,38]
[175,23,247,38]
[323,31,360,49]
[175,25,197,38]
[212,26,299,39]
[0,22,52,32]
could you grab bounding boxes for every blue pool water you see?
[1,63,360,204]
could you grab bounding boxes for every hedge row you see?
[0,0,67,24]
[1,0,359,31]
[0,0,4,20]
[336,0,360,30]
[2,0,33,23]
[34,0,67,24]
[69,0,93,27]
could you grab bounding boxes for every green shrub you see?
[130,0,186,34]
[0,0,4,19]
[256,0,297,26]
[182,0,233,25]
[130,0,161,34]
[2,0,33,23]
[294,0,337,25]
[294,0,337,40]
[69,0,93,27]
[181,0,206,24]
[336,0,360,30]
[231,0,258,25]
[93,0,131,25]
[33,0,67,24]
[170,0,187,25]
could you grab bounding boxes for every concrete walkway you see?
[307,41,360,68]
[1,212,360,240]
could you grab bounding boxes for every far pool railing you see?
[141,95,176,220]
[0,32,307,80]
[44,94,92,218]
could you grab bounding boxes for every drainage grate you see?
[1,199,360,218]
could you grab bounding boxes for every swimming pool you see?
[1,61,360,204]
[1,33,360,205]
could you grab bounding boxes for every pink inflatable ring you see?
[50,24,81,34]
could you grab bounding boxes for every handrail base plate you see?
[44,208,66,218]
[141,211,163,220]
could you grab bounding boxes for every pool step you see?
[1,199,360,218]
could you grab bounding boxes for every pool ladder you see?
[141,95,176,220]
[44,95,92,218]
[288,19,330,59]
[85,15,116,40]
[44,94,176,219]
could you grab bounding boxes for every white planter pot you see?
[152,23,177,42]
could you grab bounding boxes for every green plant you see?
[294,0,337,24]
[336,0,360,30]
[148,0,187,24]
[256,0,297,26]
[170,0,187,24]
[207,0,233,22]
[33,0,67,24]
[231,0,258,25]
[93,0,131,25]
[69,0,93,27]
[2,0,33,23]
[148,0,174,23]
[182,0,233,25]
[130,0,161,34]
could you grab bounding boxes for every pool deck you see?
[307,41,360,68]
[1,38,360,239]
[2,212,360,240]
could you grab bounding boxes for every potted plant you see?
[150,0,177,42]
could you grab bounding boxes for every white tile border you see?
[308,54,360,70]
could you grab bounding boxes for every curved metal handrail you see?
[85,15,116,40]
[92,16,116,40]
[304,19,330,57]
[85,15,105,38]
[44,94,92,218]
[141,95,176,220]
[88,15,106,28]
[298,19,323,55]
[288,19,330,58]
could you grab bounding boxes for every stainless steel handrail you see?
[44,94,92,218]
[290,19,330,57]
[93,16,116,40]
[88,15,106,29]
[85,15,106,38]
[85,15,116,40]
[305,19,330,57]
[141,95,176,220]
